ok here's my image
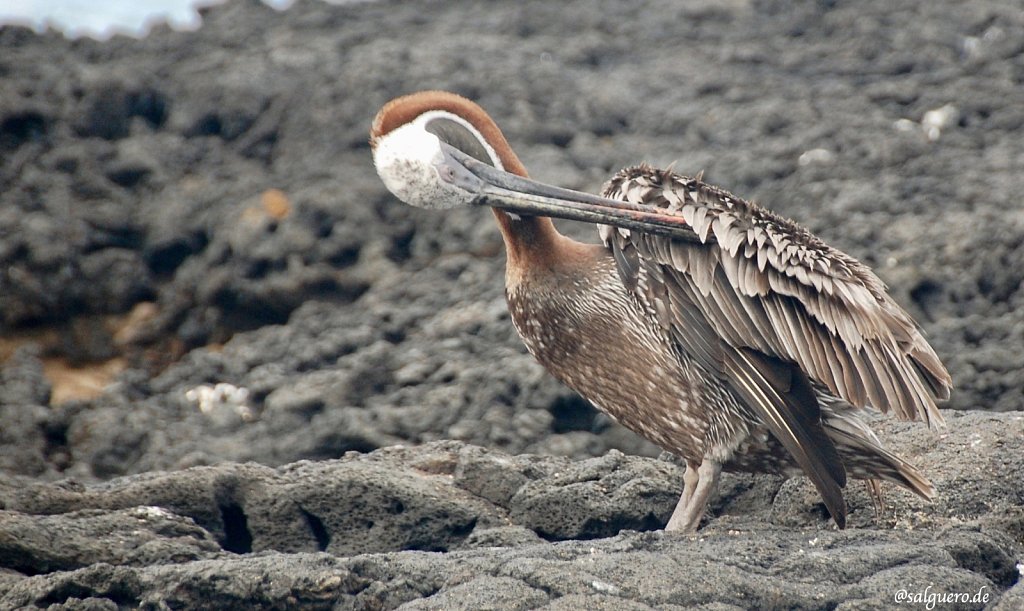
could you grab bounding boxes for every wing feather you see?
[600,165,952,425]
[725,348,848,526]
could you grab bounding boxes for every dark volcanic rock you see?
[0,530,1012,610]
[0,0,1022,608]
[2,413,1023,608]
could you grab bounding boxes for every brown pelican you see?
[370,91,951,532]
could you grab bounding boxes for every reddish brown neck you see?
[494,209,605,292]
[492,208,560,263]
[371,91,588,283]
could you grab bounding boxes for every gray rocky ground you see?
[0,0,1022,608]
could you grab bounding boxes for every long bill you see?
[438,144,703,243]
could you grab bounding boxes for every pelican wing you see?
[599,165,951,427]
[609,180,849,523]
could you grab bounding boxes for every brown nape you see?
[370,91,528,177]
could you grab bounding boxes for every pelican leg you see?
[666,460,722,533]
[680,461,700,507]
[865,479,885,516]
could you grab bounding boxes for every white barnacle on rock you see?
[185,382,255,423]
[590,580,622,595]
[130,506,173,521]
[921,104,959,141]
[893,118,917,132]
[797,148,835,166]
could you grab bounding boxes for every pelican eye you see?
[424,117,494,167]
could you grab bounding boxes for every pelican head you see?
[370,91,693,236]
[370,91,517,210]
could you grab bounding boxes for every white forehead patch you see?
[372,110,504,210]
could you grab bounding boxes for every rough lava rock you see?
[1,412,1022,608]
[1,0,1023,608]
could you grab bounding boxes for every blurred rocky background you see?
[0,0,1021,608]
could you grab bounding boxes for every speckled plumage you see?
[370,91,951,532]
[598,166,950,426]
[506,252,746,464]
[504,165,948,529]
